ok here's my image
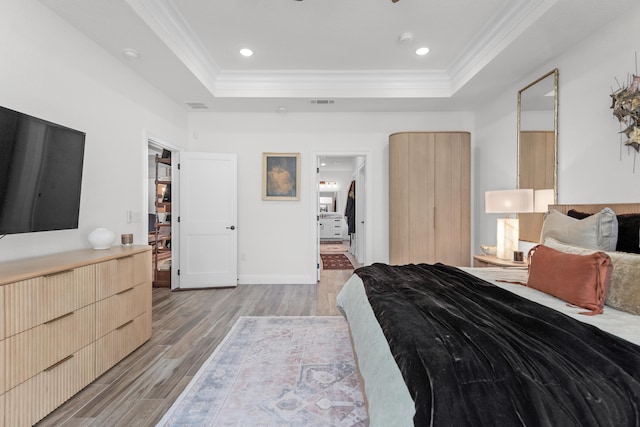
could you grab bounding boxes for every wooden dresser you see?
[0,246,152,427]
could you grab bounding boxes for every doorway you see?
[313,152,372,281]
[147,138,179,289]
[146,136,239,290]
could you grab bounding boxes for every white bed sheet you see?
[466,267,640,346]
[336,266,640,427]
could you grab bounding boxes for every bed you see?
[336,203,640,427]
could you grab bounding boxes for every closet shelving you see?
[153,154,171,287]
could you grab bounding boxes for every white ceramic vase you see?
[88,227,115,250]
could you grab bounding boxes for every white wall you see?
[0,0,188,261]
[8,0,635,279]
[188,112,474,284]
[474,4,640,253]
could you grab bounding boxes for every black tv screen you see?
[0,106,86,235]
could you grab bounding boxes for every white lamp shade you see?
[534,189,555,213]
[485,189,534,214]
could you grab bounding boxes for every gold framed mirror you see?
[517,68,558,242]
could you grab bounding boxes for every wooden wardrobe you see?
[389,131,470,266]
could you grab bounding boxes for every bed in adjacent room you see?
[336,203,640,427]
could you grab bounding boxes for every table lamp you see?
[534,188,555,213]
[485,189,534,260]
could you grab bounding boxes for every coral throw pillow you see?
[527,244,612,315]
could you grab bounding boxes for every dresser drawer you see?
[4,265,95,337]
[95,312,149,377]
[4,343,95,427]
[95,283,146,339]
[0,286,4,396]
[0,286,5,340]
[5,305,95,391]
[0,339,5,395]
[96,252,148,300]
[134,250,151,289]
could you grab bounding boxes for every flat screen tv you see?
[0,106,86,235]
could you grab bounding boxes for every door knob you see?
[226,225,236,230]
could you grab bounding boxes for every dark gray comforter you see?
[355,263,640,427]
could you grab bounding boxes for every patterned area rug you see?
[321,253,355,270]
[320,243,349,253]
[157,316,368,427]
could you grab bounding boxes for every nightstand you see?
[473,254,528,269]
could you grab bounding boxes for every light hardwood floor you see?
[36,249,360,426]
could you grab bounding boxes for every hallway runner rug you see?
[156,316,368,427]
[320,242,349,252]
[321,253,355,270]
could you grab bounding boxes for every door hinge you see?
[317,167,320,173]
[178,163,181,170]
[317,215,320,221]
[317,263,320,269]
[177,269,180,276]
[177,216,180,223]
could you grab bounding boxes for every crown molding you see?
[448,0,559,93]
[125,0,220,94]
[214,70,452,98]
[126,0,555,99]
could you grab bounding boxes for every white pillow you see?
[540,208,618,251]
[543,237,640,315]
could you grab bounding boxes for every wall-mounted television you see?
[0,106,86,235]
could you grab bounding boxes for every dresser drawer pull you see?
[44,355,74,372]
[116,287,134,296]
[116,319,134,330]
[44,269,74,278]
[44,311,74,324]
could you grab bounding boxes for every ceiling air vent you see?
[186,102,208,110]
[310,99,334,105]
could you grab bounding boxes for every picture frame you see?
[262,152,300,201]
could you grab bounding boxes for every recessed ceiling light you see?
[239,48,253,57]
[415,47,430,56]
[122,48,140,60]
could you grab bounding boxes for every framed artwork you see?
[262,152,300,201]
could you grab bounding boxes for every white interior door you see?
[178,152,237,288]
[355,161,366,264]
[316,157,321,281]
